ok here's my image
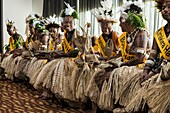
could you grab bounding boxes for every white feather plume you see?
[33,20,40,28]
[119,0,144,20]
[45,14,59,25]
[64,2,75,16]
[100,0,112,12]
[91,0,116,22]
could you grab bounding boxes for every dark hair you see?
[7,25,13,28]
[155,0,166,11]
[125,4,142,14]
[46,24,60,30]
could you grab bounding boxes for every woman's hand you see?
[140,70,150,82]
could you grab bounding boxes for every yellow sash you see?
[61,30,74,53]
[154,27,170,60]
[96,35,116,58]
[49,38,54,50]
[26,35,34,48]
[119,32,136,62]
[9,37,15,51]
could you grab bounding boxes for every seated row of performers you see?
[1,0,170,112]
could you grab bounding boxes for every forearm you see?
[122,57,144,66]
[144,38,159,73]
[143,59,154,73]
[122,52,145,66]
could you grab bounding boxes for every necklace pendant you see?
[127,37,131,43]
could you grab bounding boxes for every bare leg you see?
[91,102,97,113]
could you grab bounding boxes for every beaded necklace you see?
[127,28,144,48]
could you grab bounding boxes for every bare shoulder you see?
[93,35,98,39]
[137,29,148,35]
[112,31,118,35]
[135,29,149,41]
[16,33,23,38]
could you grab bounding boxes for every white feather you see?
[123,0,127,4]
[64,2,75,16]
[91,0,115,21]
[45,14,59,25]
[33,20,40,28]
[120,0,144,17]
[100,0,112,11]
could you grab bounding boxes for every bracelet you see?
[145,59,155,66]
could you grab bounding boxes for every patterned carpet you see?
[0,77,86,113]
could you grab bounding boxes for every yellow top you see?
[49,38,55,50]
[95,35,116,58]
[61,30,74,53]
[119,32,136,62]
[9,36,15,51]
[154,27,170,60]
[26,34,34,48]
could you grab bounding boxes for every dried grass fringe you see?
[34,59,59,89]
[144,79,170,113]
[29,59,46,85]
[85,69,105,104]
[76,63,92,102]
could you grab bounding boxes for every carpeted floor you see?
[0,77,86,113]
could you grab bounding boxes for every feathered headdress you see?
[44,14,60,30]
[33,20,48,34]
[25,14,40,24]
[6,19,15,28]
[91,0,116,23]
[60,2,78,19]
[25,14,40,36]
[120,0,145,28]
[6,19,18,31]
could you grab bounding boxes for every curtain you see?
[43,0,64,17]
[43,0,167,45]
[43,0,77,17]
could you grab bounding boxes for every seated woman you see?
[1,20,24,80]
[44,14,61,50]
[49,2,82,103]
[91,10,119,60]
[141,0,170,81]
[96,0,150,112]
[26,20,50,87]
[130,0,170,113]
[34,2,82,103]
[5,19,24,54]
[85,0,121,112]
[33,14,62,99]
[25,14,40,49]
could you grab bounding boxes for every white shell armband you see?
[145,54,149,59]
[137,49,146,54]
[117,61,123,67]
[145,59,155,66]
